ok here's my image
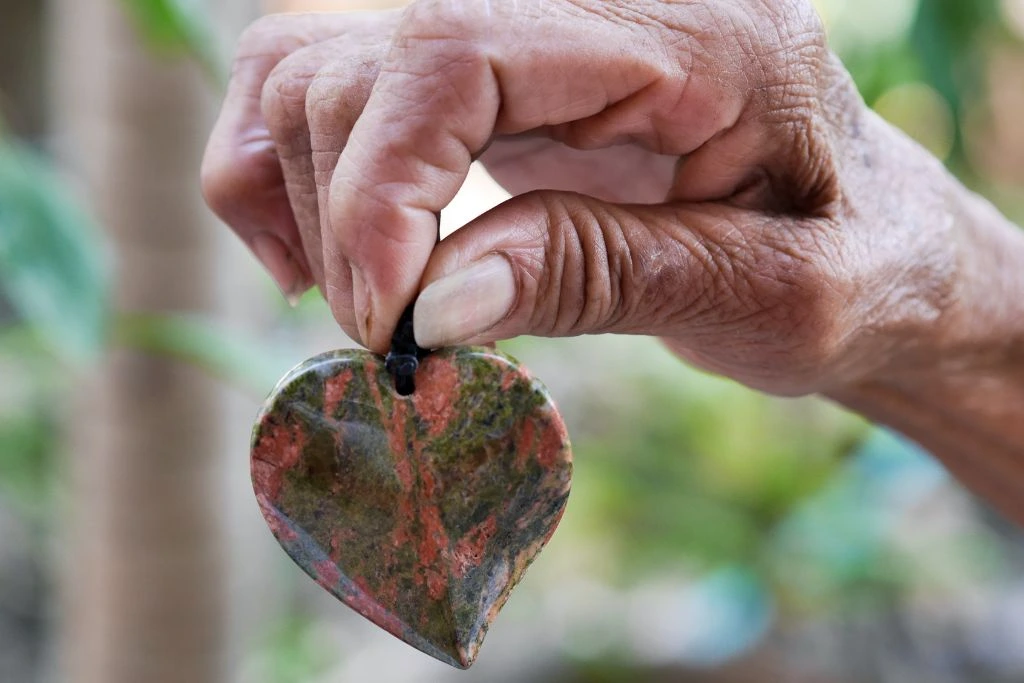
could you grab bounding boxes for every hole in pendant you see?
[386,353,418,396]
[386,303,427,397]
[393,373,415,396]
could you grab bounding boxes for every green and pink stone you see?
[251,345,572,668]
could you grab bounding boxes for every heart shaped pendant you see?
[251,347,572,668]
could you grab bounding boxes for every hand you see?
[202,0,963,398]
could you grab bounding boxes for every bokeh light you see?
[873,82,956,160]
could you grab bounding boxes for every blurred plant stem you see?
[112,312,283,396]
[49,0,229,681]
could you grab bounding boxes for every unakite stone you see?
[251,347,572,668]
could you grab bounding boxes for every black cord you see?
[385,303,430,396]
[384,212,439,396]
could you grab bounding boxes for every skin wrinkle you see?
[610,207,655,331]
[538,63,669,148]
[565,203,600,335]
[529,194,571,336]
[306,72,367,138]
[551,198,593,336]
[602,229,634,331]
[739,257,830,367]
[563,202,593,335]
[262,59,318,142]
[667,224,727,325]
[634,237,681,332]
[570,80,663,150]
[624,234,680,330]
[583,201,625,332]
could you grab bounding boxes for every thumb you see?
[412,190,786,349]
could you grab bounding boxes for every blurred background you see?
[3,0,1024,681]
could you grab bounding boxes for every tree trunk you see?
[50,1,225,682]
[0,0,46,141]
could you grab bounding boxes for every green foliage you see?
[831,0,1012,168]
[0,328,63,517]
[0,140,110,365]
[0,139,104,519]
[567,365,865,579]
[0,402,57,515]
[909,0,1005,163]
[252,613,338,683]
[118,0,225,85]
[842,41,924,107]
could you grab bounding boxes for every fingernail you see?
[251,233,307,303]
[351,266,373,348]
[414,254,516,349]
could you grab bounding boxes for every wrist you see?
[809,60,1024,523]
[830,112,1024,396]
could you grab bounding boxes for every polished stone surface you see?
[251,347,572,668]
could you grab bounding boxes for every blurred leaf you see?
[113,312,288,396]
[253,613,338,683]
[0,142,110,365]
[0,324,51,363]
[118,0,225,86]
[843,41,924,106]
[570,373,864,579]
[0,409,57,515]
[910,0,1004,162]
[0,327,59,515]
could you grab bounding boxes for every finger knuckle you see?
[401,0,487,38]
[304,68,361,137]
[395,0,493,67]
[715,0,826,89]
[517,193,626,337]
[261,52,318,144]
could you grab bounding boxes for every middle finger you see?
[261,10,399,302]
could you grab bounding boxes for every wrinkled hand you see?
[202,0,957,397]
